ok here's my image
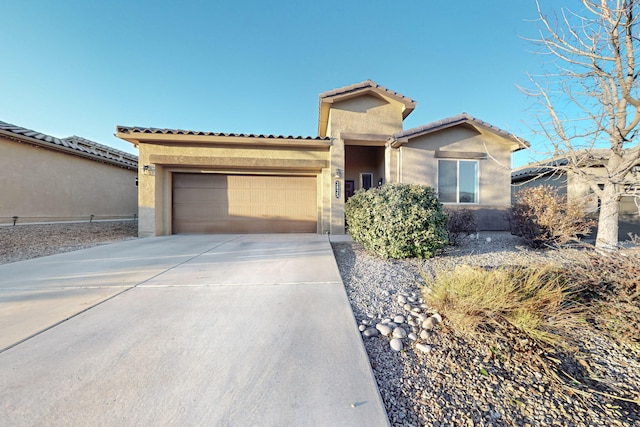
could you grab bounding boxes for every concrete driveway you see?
[0,234,389,426]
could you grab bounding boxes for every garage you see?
[172,173,318,234]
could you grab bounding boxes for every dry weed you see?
[422,264,584,349]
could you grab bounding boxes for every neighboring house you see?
[116,80,527,237]
[511,151,640,240]
[0,120,138,224]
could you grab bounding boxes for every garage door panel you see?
[173,173,227,189]
[172,173,317,234]
[173,204,229,219]
[173,188,229,204]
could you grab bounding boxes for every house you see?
[0,120,138,224]
[511,151,640,240]
[116,80,527,237]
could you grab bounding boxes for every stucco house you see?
[511,151,640,240]
[116,80,527,237]
[0,120,138,224]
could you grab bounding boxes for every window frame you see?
[437,159,479,204]
[360,172,373,190]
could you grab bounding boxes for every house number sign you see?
[335,180,341,199]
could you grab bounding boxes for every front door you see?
[345,180,355,200]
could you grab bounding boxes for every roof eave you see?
[1,129,137,169]
[116,128,332,148]
[392,117,530,152]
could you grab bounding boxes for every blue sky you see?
[1,0,575,167]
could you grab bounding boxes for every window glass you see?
[438,159,478,203]
[459,161,478,203]
[437,160,457,203]
[361,173,373,190]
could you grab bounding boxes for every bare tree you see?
[525,0,640,250]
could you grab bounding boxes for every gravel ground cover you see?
[2,223,638,425]
[332,233,640,427]
[0,221,137,265]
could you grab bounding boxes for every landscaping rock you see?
[389,339,403,352]
[363,328,379,338]
[375,324,392,336]
[392,327,407,339]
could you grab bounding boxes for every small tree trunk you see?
[595,184,620,250]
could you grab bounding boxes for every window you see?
[361,173,373,190]
[438,160,478,203]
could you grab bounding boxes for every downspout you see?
[398,146,402,183]
[387,137,402,184]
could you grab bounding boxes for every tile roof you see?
[116,126,329,141]
[511,149,614,181]
[319,79,416,107]
[393,113,528,148]
[0,120,138,169]
[511,159,568,181]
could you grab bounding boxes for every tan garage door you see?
[172,173,317,234]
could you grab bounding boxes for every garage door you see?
[172,173,317,233]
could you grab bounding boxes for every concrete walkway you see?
[0,234,388,426]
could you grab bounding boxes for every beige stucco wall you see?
[135,141,330,237]
[0,136,138,224]
[327,95,405,136]
[398,126,514,230]
[326,94,406,234]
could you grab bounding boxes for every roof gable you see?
[391,113,529,152]
[318,80,416,137]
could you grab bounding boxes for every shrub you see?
[422,264,583,349]
[445,208,478,245]
[345,183,448,259]
[508,185,595,248]
[561,249,640,354]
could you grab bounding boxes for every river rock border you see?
[359,291,441,354]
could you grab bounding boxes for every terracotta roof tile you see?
[319,79,416,106]
[116,126,329,141]
[0,120,138,169]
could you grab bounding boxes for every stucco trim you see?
[435,150,488,159]
[341,132,389,146]
[148,155,328,171]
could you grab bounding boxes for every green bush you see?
[508,185,595,248]
[345,183,448,258]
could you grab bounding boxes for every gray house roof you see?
[0,120,138,169]
[511,149,614,182]
[392,113,529,150]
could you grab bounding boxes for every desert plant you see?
[444,208,478,246]
[422,264,583,349]
[560,249,640,354]
[508,186,595,248]
[345,183,447,259]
